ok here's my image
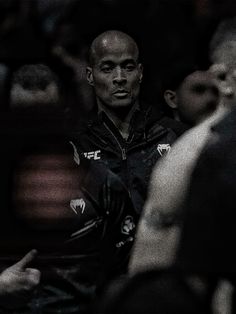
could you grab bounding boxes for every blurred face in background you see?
[209,41,236,107]
[165,70,219,126]
[10,82,60,109]
[176,70,219,125]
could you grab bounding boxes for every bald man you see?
[73,30,187,215]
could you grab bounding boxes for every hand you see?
[0,249,41,309]
[208,63,235,107]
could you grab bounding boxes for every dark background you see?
[0,0,236,111]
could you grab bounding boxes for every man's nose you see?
[113,67,127,84]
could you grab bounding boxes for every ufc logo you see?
[84,150,101,160]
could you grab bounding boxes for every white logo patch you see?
[69,141,80,165]
[84,150,101,160]
[121,216,135,235]
[157,144,171,156]
[70,198,86,214]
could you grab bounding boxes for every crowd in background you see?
[0,0,236,116]
[0,0,236,313]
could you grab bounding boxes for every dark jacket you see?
[0,117,137,314]
[72,105,188,214]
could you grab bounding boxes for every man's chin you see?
[98,98,137,115]
[110,99,134,109]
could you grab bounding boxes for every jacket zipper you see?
[103,122,127,160]
[103,122,132,199]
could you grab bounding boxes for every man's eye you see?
[217,72,227,81]
[101,67,112,73]
[192,85,206,93]
[125,64,135,71]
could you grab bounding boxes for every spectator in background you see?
[10,64,63,114]
[73,30,187,215]
[0,0,46,61]
[162,65,219,126]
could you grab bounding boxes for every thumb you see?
[13,249,38,270]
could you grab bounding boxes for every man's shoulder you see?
[145,105,189,137]
[71,117,93,134]
[157,116,189,137]
[71,112,105,138]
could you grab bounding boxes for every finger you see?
[25,268,41,285]
[13,249,38,270]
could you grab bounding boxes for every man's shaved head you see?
[89,30,139,66]
[86,30,143,113]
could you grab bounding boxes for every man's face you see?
[176,71,219,125]
[87,40,143,110]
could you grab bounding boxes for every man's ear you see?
[164,90,178,109]
[138,63,143,83]
[86,67,94,86]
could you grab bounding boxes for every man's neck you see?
[97,101,139,139]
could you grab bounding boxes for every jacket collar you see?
[87,102,170,147]
[90,103,160,136]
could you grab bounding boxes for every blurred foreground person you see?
[129,85,233,313]
[129,103,226,273]
[129,16,236,273]
[209,16,236,107]
[176,104,236,314]
[129,17,236,311]
[177,103,236,279]
[96,270,209,314]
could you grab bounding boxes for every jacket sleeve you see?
[76,154,137,278]
[99,170,137,278]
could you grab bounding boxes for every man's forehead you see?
[97,54,137,65]
[93,37,138,63]
[184,71,216,85]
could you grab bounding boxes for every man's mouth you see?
[113,90,129,97]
